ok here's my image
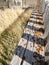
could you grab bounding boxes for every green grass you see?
[0,8,33,65]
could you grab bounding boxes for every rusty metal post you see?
[37,0,42,13]
[37,0,45,14]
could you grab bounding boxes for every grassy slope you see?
[0,8,24,34]
[0,8,33,65]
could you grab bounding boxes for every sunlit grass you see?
[0,8,24,34]
[0,8,33,65]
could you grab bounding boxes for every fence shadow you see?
[14,46,46,65]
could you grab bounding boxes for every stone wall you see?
[0,0,22,8]
[0,0,37,9]
[0,0,7,8]
[22,0,37,8]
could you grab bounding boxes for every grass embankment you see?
[0,8,33,65]
[0,8,24,34]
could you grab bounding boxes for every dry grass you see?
[0,8,24,34]
[0,8,33,65]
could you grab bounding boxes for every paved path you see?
[10,12,47,65]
